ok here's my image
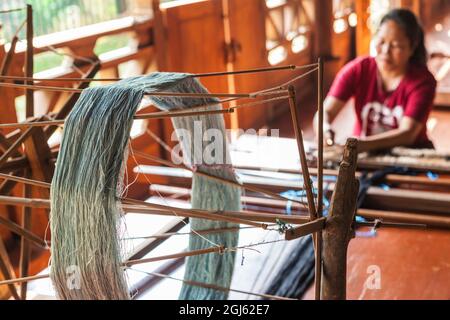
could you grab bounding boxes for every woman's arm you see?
[313,96,346,143]
[357,116,423,153]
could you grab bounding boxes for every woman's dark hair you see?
[379,8,427,66]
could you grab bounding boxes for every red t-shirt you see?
[328,56,436,145]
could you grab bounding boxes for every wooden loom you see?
[0,7,357,298]
[0,4,449,301]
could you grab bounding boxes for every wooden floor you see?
[302,228,450,299]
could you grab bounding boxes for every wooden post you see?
[314,0,333,59]
[25,4,34,118]
[321,138,359,300]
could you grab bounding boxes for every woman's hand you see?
[313,96,346,143]
[324,129,335,146]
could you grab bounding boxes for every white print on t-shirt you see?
[361,102,403,137]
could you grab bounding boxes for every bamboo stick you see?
[0,82,253,98]
[0,108,235,129]
[0,64,319,83]
[126,225,261,240]
[315,57,324,300]
[150,183,450,230]
[358,208,450,229]
[253,67,318,95]
[124,204,311,225]
[124,246,224,266]
[0,246,232,287]
[136,270,296,300]
[287,86,317,218]
[25,4,34,118]
[123,197,268,229]
[0,194,311,225]
[0,7,24,14]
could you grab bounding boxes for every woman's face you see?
[374,20,413,73]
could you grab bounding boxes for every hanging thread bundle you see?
[50,73,240,299]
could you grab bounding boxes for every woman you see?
[314,8,436,153]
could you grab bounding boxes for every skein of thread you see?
[147,76,241,300]
[50,85,143,299]
[50,73,240,300]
